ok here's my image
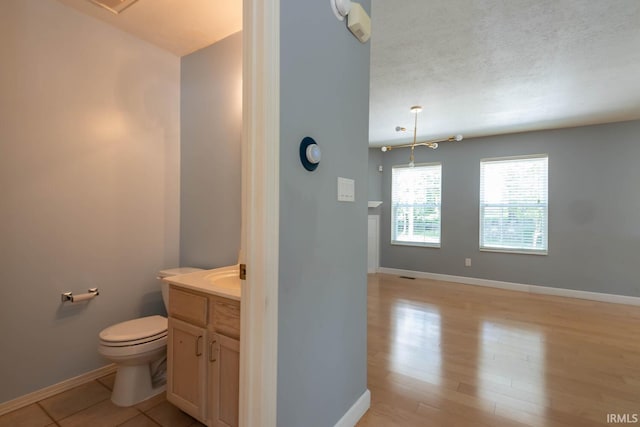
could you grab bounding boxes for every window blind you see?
[391,163,441,247]
[480,155,548,253]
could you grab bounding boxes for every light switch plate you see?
[337,177,355,202]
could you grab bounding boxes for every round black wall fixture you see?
[299,136,321,171]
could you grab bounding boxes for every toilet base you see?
[111,363,166,407]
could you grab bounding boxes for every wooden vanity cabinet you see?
[209,332,240,427]
[167,286,240,427]
[167,317,207,421]
[208,296,241,427]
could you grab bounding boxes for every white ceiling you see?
[54,0,640,145]
[57,0,242,56]
[369,0,640,146]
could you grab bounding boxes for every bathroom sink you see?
[165,265,241,300]
[206,269,240,289]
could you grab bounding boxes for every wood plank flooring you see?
[358,274,640,426]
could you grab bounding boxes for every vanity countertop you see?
[163,264,241,301]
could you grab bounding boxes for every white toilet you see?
[98,267,203,407]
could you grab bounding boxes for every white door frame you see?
[239,0,279,426]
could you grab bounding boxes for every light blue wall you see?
[375,120,640,297]
[368,148,383,215]
[180,32,242,269]
[368,148,383,201]
[278,0,371,425]
[0,1,180,403]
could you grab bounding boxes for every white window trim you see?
[391,241,441,248]
[479,154,548,255]
[391,162,442,249]
[479,247,548,256]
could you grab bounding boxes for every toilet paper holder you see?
[61,288,99,303]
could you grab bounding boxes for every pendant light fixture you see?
[380,106,463,167]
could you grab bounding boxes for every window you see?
[391,163,441,247]
[480,155,548,254]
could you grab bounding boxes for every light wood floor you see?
[358,273,640,427]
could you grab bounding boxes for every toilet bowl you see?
[98,315,168,406]
[98,267,203,407]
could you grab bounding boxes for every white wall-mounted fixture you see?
[306,144,321,165]
[368,201,382,208]
[380,106,463,167]
[347,3,371,43]
[337,177,355,202]
[331,0,371,43]
[331,0,352,21]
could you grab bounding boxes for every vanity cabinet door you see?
[208,333,240,427]
[167,318,207,423]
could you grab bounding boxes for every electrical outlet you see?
[465,258,471,267]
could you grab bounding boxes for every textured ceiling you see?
[369,0,640,146]
[57,0,242,56]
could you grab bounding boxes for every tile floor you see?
[0,373,205,427]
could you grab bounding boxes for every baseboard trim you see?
[334,389,370,427]
[0,364,117,416]
[377,267,640,306]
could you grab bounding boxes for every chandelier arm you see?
[381,135,461,152]
[381,105,463,153]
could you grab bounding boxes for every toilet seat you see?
[99,334,167,359]
[100,315,167,347]
[100,331,167,347]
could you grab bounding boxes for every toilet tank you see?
[157,267,204,312]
